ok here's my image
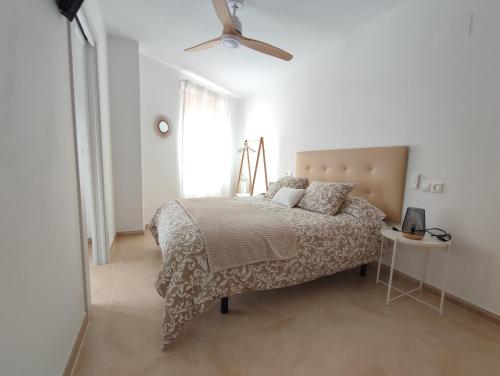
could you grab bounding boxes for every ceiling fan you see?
[184,0,293,61]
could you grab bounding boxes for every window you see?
[180,81,232,198]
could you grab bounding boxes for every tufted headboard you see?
[296,146,409,223]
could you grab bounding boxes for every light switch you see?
[421,182,431,192]
[421,181,444,193]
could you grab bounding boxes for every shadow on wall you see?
[243,100,280,193]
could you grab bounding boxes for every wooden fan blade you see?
[184,37,221,52]
[212,0,235,33]
[240,36,293,61]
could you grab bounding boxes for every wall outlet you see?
[431,183,444,193]
[285,171,293,177]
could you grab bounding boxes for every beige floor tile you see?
[74,233,500,376]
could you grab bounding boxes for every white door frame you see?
[81,22,108,266]
[69,13,109,308]
[73,11,108,265]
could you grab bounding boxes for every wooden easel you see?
[250,137,268,195]
[235,140,253,195]
[234,137,268,196]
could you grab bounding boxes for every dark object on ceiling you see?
[56,0,85,21]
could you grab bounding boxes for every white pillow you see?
[271,187,306,208]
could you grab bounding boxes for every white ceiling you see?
[99,0,402,97]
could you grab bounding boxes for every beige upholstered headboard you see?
[296,146,408,223]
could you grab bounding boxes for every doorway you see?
[70,15,108,308]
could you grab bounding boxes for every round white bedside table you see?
[376,226,452,315]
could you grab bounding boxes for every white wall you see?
[243,0,500,314]
[139,55,244,225]
[108,36,143,232]
[230,100,246,192]
[0,1,86,374]
[139,55,182,225]
[82,0,116,251]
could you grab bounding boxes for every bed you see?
[150,146,408,348]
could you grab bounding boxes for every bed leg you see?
[220,297,229,314]
[360,264,368,277]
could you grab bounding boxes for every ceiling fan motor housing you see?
[222,33,241,49]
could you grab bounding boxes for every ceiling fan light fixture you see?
[222,34,241,49]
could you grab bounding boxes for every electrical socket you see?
[431,183,444,193]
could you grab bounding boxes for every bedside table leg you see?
[386,240,398,306]
[420,248,431,292]
[376,237,384,284]
[439,247,451,315]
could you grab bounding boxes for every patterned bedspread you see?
[150,196,383,347]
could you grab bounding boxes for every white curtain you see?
[180,81,232,198]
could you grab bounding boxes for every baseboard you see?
[63,312,89,376]
[378,264,500,326]
[109,230,144,258]
[116,229,145,237]
[110,235,118,258]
